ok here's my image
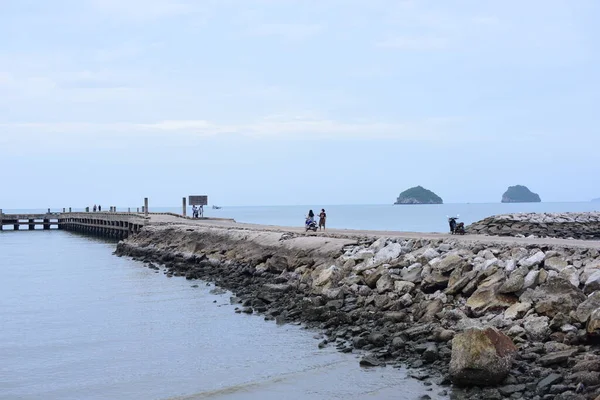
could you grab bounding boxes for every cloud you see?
[0,115,464,145]
[87,0,195,21]
[248,23,323,40]
[375,36,449,50]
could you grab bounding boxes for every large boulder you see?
[559,266,580,288]
[436,252,464,273]
[519,251,545,268]
[401,263,423,283]
[588,308,600,336]
[576,292,600,323]
[449,327,517,386]
[467,272,517,317]
[499,272,525,294]
[364,265,385,289]
[585,271,600,294]
[373,242,403,264]
[313,265,339,287]
[545,256,569,272]
[531,277,586,318]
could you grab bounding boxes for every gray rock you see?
[524,315,551,341]
[422,343,438,363]
[394,280,415,295]
[359,356,383,367]
[538,348,578,366]
[568,371,600,386]
[376,273,395,294]
[498,384,526,396]
[537,373,563,391]
[523,270,541,289]
[572,358,600,372]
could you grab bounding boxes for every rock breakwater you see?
[467,212,600,240]
[116,224,600,399]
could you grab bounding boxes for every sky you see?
[1,0,599,208]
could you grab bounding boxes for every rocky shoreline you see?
[116,224,600,400]
[467,212,600,241]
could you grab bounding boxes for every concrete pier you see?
[0,213,60,231]
[58,212,148,240]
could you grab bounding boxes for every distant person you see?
[192,205,198,218]
[319,209,326,230]
[98,205,102,212]
[93,205,97,212]
[307,209,315,222]
[199,205,204,218]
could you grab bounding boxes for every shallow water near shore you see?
[0,231,442,400]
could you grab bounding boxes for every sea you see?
[5,202,599,232]
[1,202,598,399]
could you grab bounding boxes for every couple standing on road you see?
[307,209,327,230]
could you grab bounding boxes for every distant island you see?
[395,186,443,205]
[593,198,600,202]
[501,185,541,203]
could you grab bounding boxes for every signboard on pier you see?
[189,195,208,206]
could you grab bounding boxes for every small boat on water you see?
[212,205,222,210]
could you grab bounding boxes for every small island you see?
[395,186,443,205]
[501,185,541,203]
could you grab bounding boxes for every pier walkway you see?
[2,210,600,249]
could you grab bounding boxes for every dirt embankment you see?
[117,224,600,400]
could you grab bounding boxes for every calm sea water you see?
[7,202,599,232]
[0,231,441,400]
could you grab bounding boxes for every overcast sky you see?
[1,0,598,208]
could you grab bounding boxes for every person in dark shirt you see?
[319,209,326,230]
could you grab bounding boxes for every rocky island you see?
[395,186,443,205]
[501,185,541,203]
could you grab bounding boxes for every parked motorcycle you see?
[305,218,318,232]
[448,216,465,235]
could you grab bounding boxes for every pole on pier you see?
[29,219,35,230]
[182,197,187,217]
[144,198,149,217]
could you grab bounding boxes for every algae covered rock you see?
[449,327,517,386]
[394,186,443,205]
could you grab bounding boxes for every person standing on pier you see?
[98,205,102,212]
[93,205,97,212]
[319,209,327,231]
[192,205,198,218]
